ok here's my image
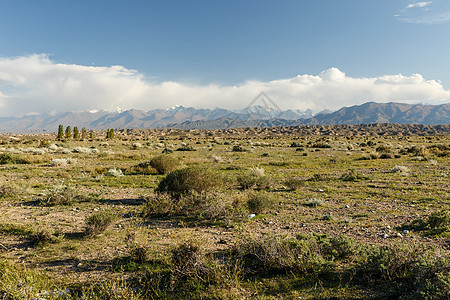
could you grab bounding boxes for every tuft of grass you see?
[28,228,62,247]
[84,211,115,237]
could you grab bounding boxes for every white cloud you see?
[407,1,432,8]
[400,11,450,24]
[0,54,449,116]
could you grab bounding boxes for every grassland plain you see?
[0,124,448,299]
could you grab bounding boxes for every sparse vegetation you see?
[0,126,448,299]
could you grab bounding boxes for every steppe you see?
[0,123,448,299]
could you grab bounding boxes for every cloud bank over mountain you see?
[0,54,449,117]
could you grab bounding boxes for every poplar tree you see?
[57,125,64,140]
[73,127,79,139]
[81,128,87,139]
[65,126,72,139]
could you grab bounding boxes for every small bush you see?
[307,173,328,182]
[359,243,424,283]
[40,184,78,206]
[84,211,115,237]
[232,145,245,152]
[149,155,181,174]
[247,192,274,214]
[391,165,410,175]
[311,142,332,149]
[176,145,196,151]
[156,166,222,196]
[0,153,28,165]
[305,198,324,207]
[376,145,391,153]
[379,153,392,159]
[107,168,124,177]
[283,178,303,190]
[130,245,148,264]
[0,185,17,199]
[237,167,271,190]
[234,235,327,275]
[28,229,61,247]
[403,209,450,236]
[143,192,246,221]
[171,241,212,285]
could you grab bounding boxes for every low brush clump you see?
[0,153,28,165]
[149,155,181,174]
[237,167,271,190]
[156,166,223,197]
[39,184,79,206]
[143,191,247,222]
[402,209,450,236]
[84,211,115,237]
[246,192,275,214]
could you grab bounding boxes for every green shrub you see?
[39,184,78,206]
[28,229,61,247]
[84,211,115,237]
[283,178,303,190]
[359,243,424,283]
[234,235,327,275]
[156,166,222,196]
[247,192,274,214]
[403,209,450,236]
[143,192,246,221]
[0,185,17,199]
[149,155,181,174]
[237,167,271,190]
[0,153,28,165]
[176,145,196,151]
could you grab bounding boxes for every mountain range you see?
[0,102,448,133]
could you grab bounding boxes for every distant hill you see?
[0,102,448,133]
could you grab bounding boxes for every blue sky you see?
[0,0,450,116]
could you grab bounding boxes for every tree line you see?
[56,125,115,140]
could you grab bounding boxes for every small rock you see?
[248,214,256,219]
[403,230,409,234]
[381,233,388,239]
[345,205,350,208]
[396,233,403,238]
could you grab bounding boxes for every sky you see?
[1,0,450,116]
